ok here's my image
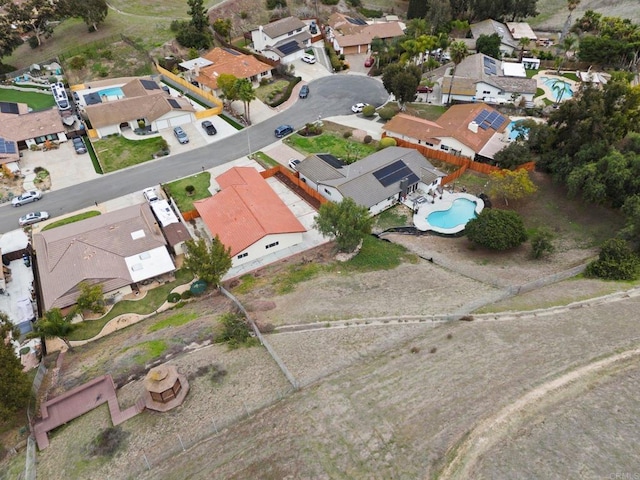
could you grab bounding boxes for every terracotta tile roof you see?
[329,13,404,47]
[436,103,509,152]
[382,113,444,145]
[33,204,173,311]
[0,108,64,142]
[85,93,194,128]
[261,16,306,38]
[194,167,306,256]
[197,48,272,90]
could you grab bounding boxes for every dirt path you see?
[438,345,640,480]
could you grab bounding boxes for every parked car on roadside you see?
[19,211,49,226]
[274,125,294,138]
[364,57,374,67]
[302,54,316,64]
[299,85,309,99]
[12,190,42,207]
[201,120,217,136]
[351,103,368,113]
[417,85,434,93]
[72,137,87,154]
[173,126,189,144]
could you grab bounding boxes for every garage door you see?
[156,119,169,130]
[169,115,192,127]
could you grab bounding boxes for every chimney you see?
[468,121,479,133]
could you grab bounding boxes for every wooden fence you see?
[261,165,328,206]
[387,136,535,185]
[155,64,223,116]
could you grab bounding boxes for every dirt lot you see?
[29,221,640,480]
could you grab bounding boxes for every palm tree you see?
[518,37,530,62]
[445,41,468,106]
[562,0,581,40]
[236,78,256,126]
[30,308,79,351]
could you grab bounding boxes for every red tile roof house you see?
[327,13,405,55]
[33,203,176,312]
[195,167,306,268]
[250,16,312,63]
[83,77,195,138]
[193,47,273,94]
[382,103,511,162]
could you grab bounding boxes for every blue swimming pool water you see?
[540,77,574,101]
[428,198,477,229]
[506,121,530,141]
[98,87,124,97]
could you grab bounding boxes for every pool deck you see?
[410,191,485,234]
[532,72,578,106]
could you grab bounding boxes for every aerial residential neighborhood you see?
[0,0,640,478]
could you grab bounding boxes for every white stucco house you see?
[296,147,445,215]
[250,16,312,63]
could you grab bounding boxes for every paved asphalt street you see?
[0,75,389,234]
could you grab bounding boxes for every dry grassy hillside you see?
[531,0,640,31]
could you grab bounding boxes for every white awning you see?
[125,246,175,283]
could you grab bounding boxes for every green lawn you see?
[254,80,290,103]
[163,172,212,212]
[286,133,378,163]
[68,269,193,341]
[93,135,168,173]
[0,87,55,110]
[405,103,448,121]
[252,151,279,168]
[42,211,101,231]
[375,206,410,231]
[148,312,198,333]
[341,235,418,272]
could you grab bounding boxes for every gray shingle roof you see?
[34,204,171,310]
[261,16,306,39]
[470,19,518,49]
[303,147,445,209]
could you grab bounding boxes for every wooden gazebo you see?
[143,365,189,412]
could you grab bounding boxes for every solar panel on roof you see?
[279,41,300,55]
[0,102,19,114]
[317,154,345,168]
[223,48,240,56]
[167,98,181,108]
[491,114,506,129]
[346,17,367,25]
[0,138,16,154]
[83,92,102,105]
[373,160,419,188]
[140,79,159,90]
[479,123,489,130]
[486,111,498,123]
[474,110,490,124]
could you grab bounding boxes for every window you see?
[265,241,279,249]
[426,142,434,147]
[324,188,332,195]
[237,252,248,259]
[440,145,450,151]
[482,90,490,95]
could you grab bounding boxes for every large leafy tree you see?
[58,0,108,31]
[465,209,528,250]
[407,0,428,20]
[76,282,105,314]
[494,142,533,170]
[217,73,239,108]
[476,34,502,59]
[0,313,31,421]
[187,0,209,32]
[314,197,373,253]
[585,238,640,280]
[31,308,79,351]
[0,15,23,61]
[183,237,232,287]
[382,63,421,109]
[6,0,59,47]
[489,168,537,206]
[212,18,232,41]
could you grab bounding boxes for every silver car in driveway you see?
[12,190,42,207]
[173,126,189,144]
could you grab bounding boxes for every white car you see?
[288,159,301,171]
[143,187,160,203]
[12,190,42,207]
[351,103,367,113]
[302,54,316,64]
[19,211,49,226]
